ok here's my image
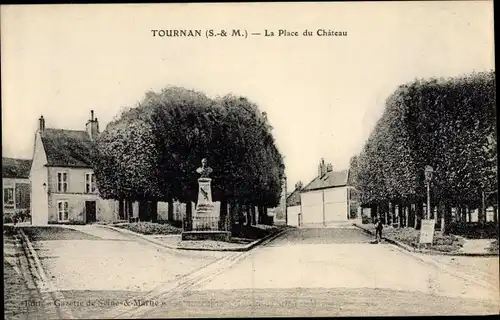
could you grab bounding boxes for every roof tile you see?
[302,169,349,192]
[2,157,32,178]
[41,129,93,168]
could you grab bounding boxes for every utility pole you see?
[427,183,431,220]
[424,166,434,221]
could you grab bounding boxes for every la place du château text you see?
[150,28,348,38]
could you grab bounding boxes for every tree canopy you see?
[354,71,496,210]
[91,86,285,208]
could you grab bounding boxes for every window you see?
[4,187,14,207]
[57,200,69,221]
[57,172,68,192]
[85,173,96,193]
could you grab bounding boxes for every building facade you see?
[3,157,32,218]
[287,159,359,227]
[30,111,125,225]
[30,111,190,225]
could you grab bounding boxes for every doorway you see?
[85,201,97,223]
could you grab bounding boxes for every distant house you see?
[287,159,359,227]
[3,157,32,217]
[286,182,302,226]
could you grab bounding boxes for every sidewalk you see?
[354,223,498,256]
[4,227,63,320]
[353,223,499,293]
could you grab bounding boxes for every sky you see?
[1,2,495,191]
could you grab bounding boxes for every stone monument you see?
[181,158,231,241]
[193,158,216,230]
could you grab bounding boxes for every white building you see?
[287,159,359,227]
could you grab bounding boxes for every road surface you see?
[11,225,499,318]
[18,225,232,319]
[139,227,499,317]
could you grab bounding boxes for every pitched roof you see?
[41,129,94,168]
[301,169,349,192]
[286,188,301,206]
[2,157,32,179]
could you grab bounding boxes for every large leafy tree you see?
[354,71,496,227]
[91,87,285,222]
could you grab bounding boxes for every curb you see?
[353,223,498,257]
[99,224,288,252]
[17,227,75,319]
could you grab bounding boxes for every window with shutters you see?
[3,187,14,208]
[57,200,69,221]
[57,172,68,192]
[85,172,96,193]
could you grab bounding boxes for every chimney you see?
[38,115,45,132]
[326,163,333,172]
[86,110,100,140]
[318,158,326,177]
[295,181,303,190]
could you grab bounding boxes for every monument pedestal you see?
[182,176,231,242]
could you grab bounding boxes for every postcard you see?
[1,2,497,318]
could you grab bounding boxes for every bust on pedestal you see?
[193,158,216,230]
[182,158,231,242]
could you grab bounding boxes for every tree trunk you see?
[138,201,148,221]
[241,205,248,226]
[408,203,414,228]
[220,200,228,231]
[167,199,174,221]
[397,203,403,227]
[258,206,264,224]
[119,200,125,220]
[227,202,234,232]
[402,204,408,227]
[437,201,444,231]
[494,205,498,224]
[479,191,486,224]
[150,201,158,222]
[415,202,423,230]
[384,207,388,225]
[443,203,452,235]
[392,202,397,225]
[467,206,472,223]
[252,205,257,225]
[186,200,193,221]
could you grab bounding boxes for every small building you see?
[30,111,188,225]
[286,182,302,227]
[3,157,32,219]
[287,159,359,227]
[30,111,126,225]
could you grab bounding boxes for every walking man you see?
[375,218,383,243]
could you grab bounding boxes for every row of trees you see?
[91,87,285,225]
[351,71,497,232]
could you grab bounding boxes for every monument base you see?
[181,230,231,242]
